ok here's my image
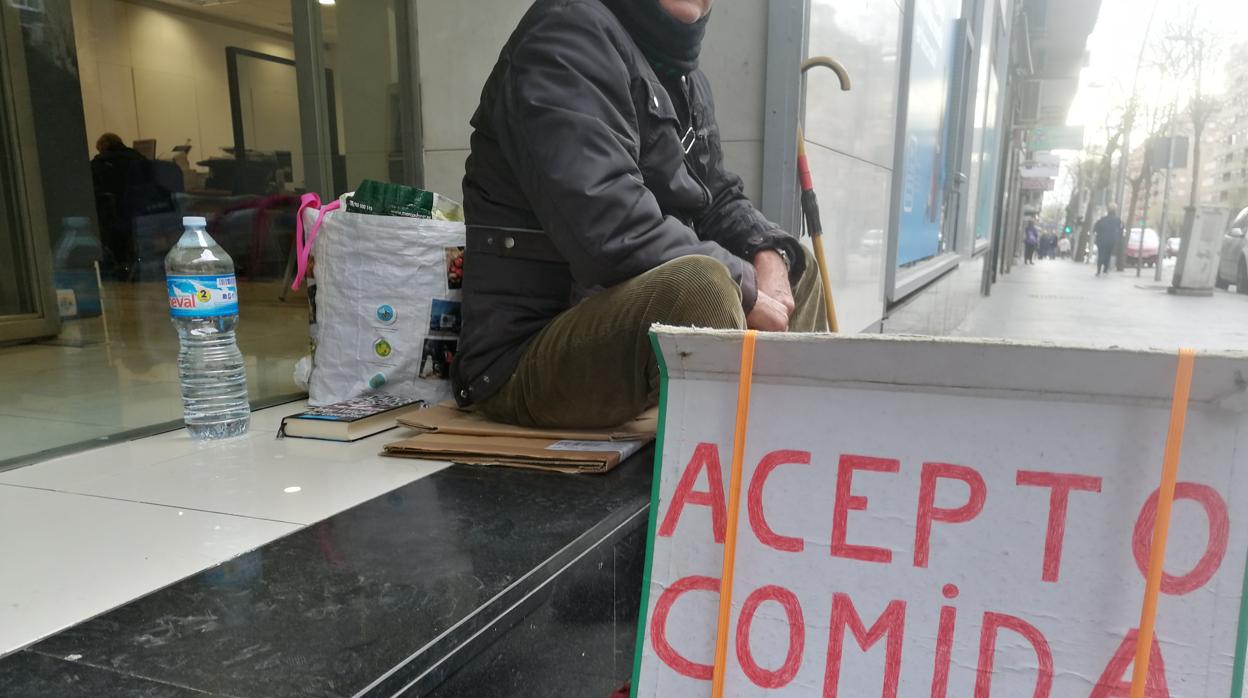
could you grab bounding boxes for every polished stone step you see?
[0,454,653,697]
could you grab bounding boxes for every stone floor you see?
[953,255,1248,353]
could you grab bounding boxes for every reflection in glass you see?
[0,0,312,462]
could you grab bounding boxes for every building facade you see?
[0,0,1097,465]
[1202,44,1248,213]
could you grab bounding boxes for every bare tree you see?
[1161,8,1223,207]
[1119,105,1169,270]
[1074,109,1127,262]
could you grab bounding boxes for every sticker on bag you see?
[167,275,239,318]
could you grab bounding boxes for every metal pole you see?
[1155,105,1177,282]
[760,0,808,234]
[394,0,426,188]
[291,0,334,198]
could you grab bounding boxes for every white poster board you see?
[632,329,1248,697]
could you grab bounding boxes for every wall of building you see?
[800,0,1010,335]
[801,0,900,333]
[69,0,294,167]
[414,0,769,204]
[1202,45,1248,212]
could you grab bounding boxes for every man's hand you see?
[747,290,791,331]
[746,250,795,331]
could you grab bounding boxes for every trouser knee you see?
[646,255,744,329]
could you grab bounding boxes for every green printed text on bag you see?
[346,180,464,221]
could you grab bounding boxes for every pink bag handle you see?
[292,192,341,290]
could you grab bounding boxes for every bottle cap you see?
[183,216,208,227]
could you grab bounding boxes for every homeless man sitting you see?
[451,0,827,429]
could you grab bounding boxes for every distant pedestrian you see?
[1040,230,1058,259]
[1024,219,1039,265]
[1093,205,1124,276]
[1057,235,1072,258]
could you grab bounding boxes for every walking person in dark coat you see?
[452,0,826,429]
[1094,205,1124,276]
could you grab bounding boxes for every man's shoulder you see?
[515,0,630,45]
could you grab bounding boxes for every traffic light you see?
[1063,225,1072,234]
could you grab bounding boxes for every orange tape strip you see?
[1130,347,1197,698]
[710,330,758,697]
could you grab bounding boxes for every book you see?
[279,394,424,442]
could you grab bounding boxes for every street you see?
[954,255,1248,352]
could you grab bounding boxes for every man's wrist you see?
[753,249,788,272]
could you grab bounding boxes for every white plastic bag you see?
[293,193,466,406]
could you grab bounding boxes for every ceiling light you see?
[319,0,335,5]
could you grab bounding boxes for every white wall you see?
[70,0,293,167]
[415,0,768,204]
[802,0,902,333]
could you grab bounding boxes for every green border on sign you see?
[1231,546,1248,697]
[630,331,671,697]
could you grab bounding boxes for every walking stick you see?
[798,56,851,333]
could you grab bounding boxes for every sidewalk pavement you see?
[952,255,1248,353]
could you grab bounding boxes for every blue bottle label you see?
[167,274,239,317]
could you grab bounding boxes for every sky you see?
[1067,0,1248,142]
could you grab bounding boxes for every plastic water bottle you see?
[166,216,250,439]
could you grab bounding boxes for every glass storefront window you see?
[0,0,327,463]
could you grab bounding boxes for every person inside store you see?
[91,132,178,280]
[92,132,147,278]
[452,0,828,429]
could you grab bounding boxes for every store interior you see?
[0,0,405,463]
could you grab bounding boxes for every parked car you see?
[1166,236,1181,258]
[1125,228,1160,267]
[1215,207,1248,294]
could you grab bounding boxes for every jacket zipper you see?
[678,74,712,209]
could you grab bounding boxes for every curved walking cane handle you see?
[800,56,851,91]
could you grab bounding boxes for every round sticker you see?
[368,373,387,389]
[373,338,393,359]
[376,304,396,324]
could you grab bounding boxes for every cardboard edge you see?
[1231,546,1248,697]
[631,330,670,697]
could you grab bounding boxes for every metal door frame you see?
[0,2,60,343]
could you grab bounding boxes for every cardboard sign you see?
[632,328,1248,697]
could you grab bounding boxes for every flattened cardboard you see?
[397,403,657,442]
[382,433,651,474]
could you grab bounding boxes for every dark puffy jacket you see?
[1094,214,1123,250]
[452,0,805,407]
